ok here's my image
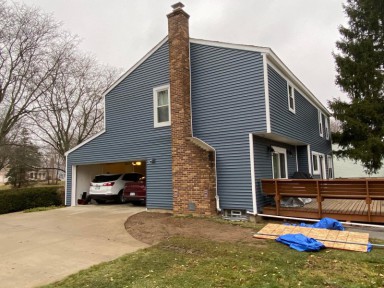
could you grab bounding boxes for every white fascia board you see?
[190,38,330,116]
[190,38,270,54]
[65,36,169,157]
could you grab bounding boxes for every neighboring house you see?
[65,3,332,216]
[0,167,48,184]
[333,145,384,178]
[0,169,8,184]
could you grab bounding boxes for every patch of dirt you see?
[125,212,266,246]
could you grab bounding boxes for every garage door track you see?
[0,205,148,288]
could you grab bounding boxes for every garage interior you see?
[75,161,146,205]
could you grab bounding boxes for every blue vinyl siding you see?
[190,43,266,211]
[66,42,172,209]
[268,65,332,174]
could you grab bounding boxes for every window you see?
[312,154,319,174]
[325,117,329,140]
[327,155,333,179]
[318,110,323,137]
[153,85,170,127]
[312,151,324,176]
[271,146,288,179]
[287,83,295,113]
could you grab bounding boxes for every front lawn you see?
[44,235,384,288]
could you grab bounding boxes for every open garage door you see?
[73,161,146,206]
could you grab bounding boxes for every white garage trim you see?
[71,165,77,207]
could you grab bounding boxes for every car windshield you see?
[92,174,121,183]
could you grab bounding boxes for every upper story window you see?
[287,83,295,113]
[271,146,288,179]
[325,117,329,140]
[318,110,323,137]
[153,85,170,128]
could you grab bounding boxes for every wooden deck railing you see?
[261,179,384,222]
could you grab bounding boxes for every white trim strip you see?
[65,156,68,206]
[249,133,258,214]
[71,165,77,207]
[262,53,271,133]
[307,145,312,175]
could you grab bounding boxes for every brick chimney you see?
[167,3,216,215]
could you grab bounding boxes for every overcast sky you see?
[18,0,348,107]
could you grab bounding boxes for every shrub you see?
[0,186,64,214]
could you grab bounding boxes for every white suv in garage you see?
[89,173,143,204]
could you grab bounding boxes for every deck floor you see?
[263,199,384,223]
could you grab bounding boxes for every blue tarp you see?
[283,217,345,231]
[276,233,325,252]
[300,217,345,231]
[278,218,373,252]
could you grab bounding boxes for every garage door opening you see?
[73,161,147,206]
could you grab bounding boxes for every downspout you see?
[188,42,220,212]
[247,133,258,215]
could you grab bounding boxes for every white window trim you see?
[153,84,171,128]
[287,82,295,113]
[318,110,323,137]
[312,152,320,175]
[271,146,288,179]
[325,116,329,140]
[312,151,326,177]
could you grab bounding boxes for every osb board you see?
[254,223,370,252]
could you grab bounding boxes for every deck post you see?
[274,180,280,216]
[365,179,371,222]
[316,180,322,218]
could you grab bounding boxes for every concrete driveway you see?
[0,205,148,288]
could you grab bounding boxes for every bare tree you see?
[29,54,120,160]
[0,1,76,165]
[330,118,342,133]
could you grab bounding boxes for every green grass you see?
[43,236,384,288]
[23,206,62,213]
[0,184,10,190]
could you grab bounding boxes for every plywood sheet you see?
[254,224,370,252]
